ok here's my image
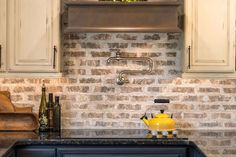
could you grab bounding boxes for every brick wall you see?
[0,32,236,130]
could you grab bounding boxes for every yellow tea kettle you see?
[140,110,175,131]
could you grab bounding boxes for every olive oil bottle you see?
[53,96,61,132]
[38,83,48,132]
[47,93,54,131]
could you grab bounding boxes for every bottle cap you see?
[49,93,53,101]
[55,96,60,102]
[42,82,46,91]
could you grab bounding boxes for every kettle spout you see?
[140,113,149,127]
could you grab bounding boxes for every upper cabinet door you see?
[184,0,235,73]
[0,0,6,71]
[7,0,60,72]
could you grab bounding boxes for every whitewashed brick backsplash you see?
[1,33,236,130]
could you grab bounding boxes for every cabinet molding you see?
[0,0,7,71]
[6,0,60,72]
[184,0,236,73]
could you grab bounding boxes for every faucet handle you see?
[110,49,121,57]
[117,74,128,85]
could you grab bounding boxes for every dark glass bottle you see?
[39,83,48,132]
[53,96,61,132]
[47,93,54,131]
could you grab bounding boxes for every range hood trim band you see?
[64,1,180,6]
[64,27,182,33]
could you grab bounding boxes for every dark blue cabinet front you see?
[16,147,56,157]
[8,143,205,157]
[57,147,187,157]
[5,150,15,157]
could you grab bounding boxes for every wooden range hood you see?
[62,0,182,33]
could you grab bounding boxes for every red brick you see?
[89,95,103,101]
[66,86,89,92]
[157,42,178,49]
[132,79,155,85]
[199,122,222,127]
[166,52,176,57]
[106,113,130,119]
[211,113,231,119]
[13,87,35,93]
[198,88,220,93]
[172,87,194,93]
[91,51,111,57]
[144,34,160,40]
[2,78,25,84]
[94,86,115,93]
[131,43,153,48]
[120,87,142,93]
[81,112,104,118]
[141,52,161,57]
[64,33,86,40]
[92,34,111,40]
[80,42,100,49]
[91,69,112,75]
[79,78,101,83]
[107,43,128,49]
[184,113,207,119]
[223,88,236,93]
[117,104,141,110]
[116,34,137,40]
[225,123,236,127]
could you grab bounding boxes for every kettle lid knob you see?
[160,109,164,114]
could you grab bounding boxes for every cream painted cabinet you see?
[184,0,235,73]
[6,0,60,72]
[0,0,6,71]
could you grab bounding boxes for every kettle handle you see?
[140,113,148,120]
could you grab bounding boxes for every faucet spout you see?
[106,49,154,85]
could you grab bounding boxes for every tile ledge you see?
[0,72,63,78]
[182,72,236,79]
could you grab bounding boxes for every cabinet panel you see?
[16,148,55,157]
[0,0,6,71]
[57,147,187,157]
[7,0,60,72]
[184,0,235,72]
[63,155,181,157]
[17,0,51,65]
[6,150,15,157]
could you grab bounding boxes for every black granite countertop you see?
[0,129,236,157]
